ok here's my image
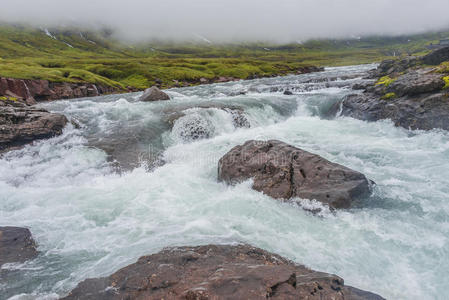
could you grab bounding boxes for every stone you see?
[139,86,170,102]
[386,71,445,97]
[62,244,384,300]
[0,227,38,266]
[218,140,372,209]
[0,100,68,152]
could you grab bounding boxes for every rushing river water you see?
[1,64,449,300]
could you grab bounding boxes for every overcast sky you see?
[1,0,449,42]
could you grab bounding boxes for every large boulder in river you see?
[0,227,38,266]
[139,86,170,102]
[0,100,68,152]
[218,140,372,209]
[62,244,384,300]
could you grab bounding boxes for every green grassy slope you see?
[1,23,448,90]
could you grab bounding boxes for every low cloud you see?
[2,0,449,43]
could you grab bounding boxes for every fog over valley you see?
[2,0,449,42]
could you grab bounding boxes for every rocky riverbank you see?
[63,244,384,300]
[0,66,324,104]
[0,77,118,104]
[329,47,449,131]
[0,99,68,153]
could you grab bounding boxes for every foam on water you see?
[1,65,448,300]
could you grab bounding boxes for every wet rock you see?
[0,100,68,152]
[173,114,214,141]
[333,92,449,131]
[421,46,449,65]
[62,244,384,300]
[139,86,170,102]
[0,227,38,266]
[218,140,372,209]
[283,90,293,95]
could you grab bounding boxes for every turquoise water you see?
[1,65,448,299]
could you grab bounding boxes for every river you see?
[1,64,448,299]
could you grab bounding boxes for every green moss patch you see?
[0,96,18,101]
[376,76,396,87]
[381,92,397,100]
[443,76,449,89]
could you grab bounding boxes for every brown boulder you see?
[218,140,372,209]
[139,86,170,102]
[0,100,68,152]
[62,244,384,300]
[0,227,38,266]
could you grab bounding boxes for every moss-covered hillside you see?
[1,23,448,90]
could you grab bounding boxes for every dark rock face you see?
[0,77,117,102]
[139,86,170,102]
[0,100,68,152]
[62,244,384,300]
[218,140,372,209]
[421,46,449,65]
[0,227,38,266]
[334,92,449,131]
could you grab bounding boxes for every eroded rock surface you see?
[62,244,384,300]
[0,100,68,152]
[218,140,372,209]
[0,227,38,266]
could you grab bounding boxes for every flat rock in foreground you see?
[218,140,372,209]
[0,100,68,152]
[139,86,170,102]
[0,227,38,266]
[63,244,384,300]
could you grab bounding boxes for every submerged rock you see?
[139,86,170,102]
[0,227,38,266]
[0,100,68,152]
[62,244,384,300]
[218,140,372,209]
[173,114,214,141]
